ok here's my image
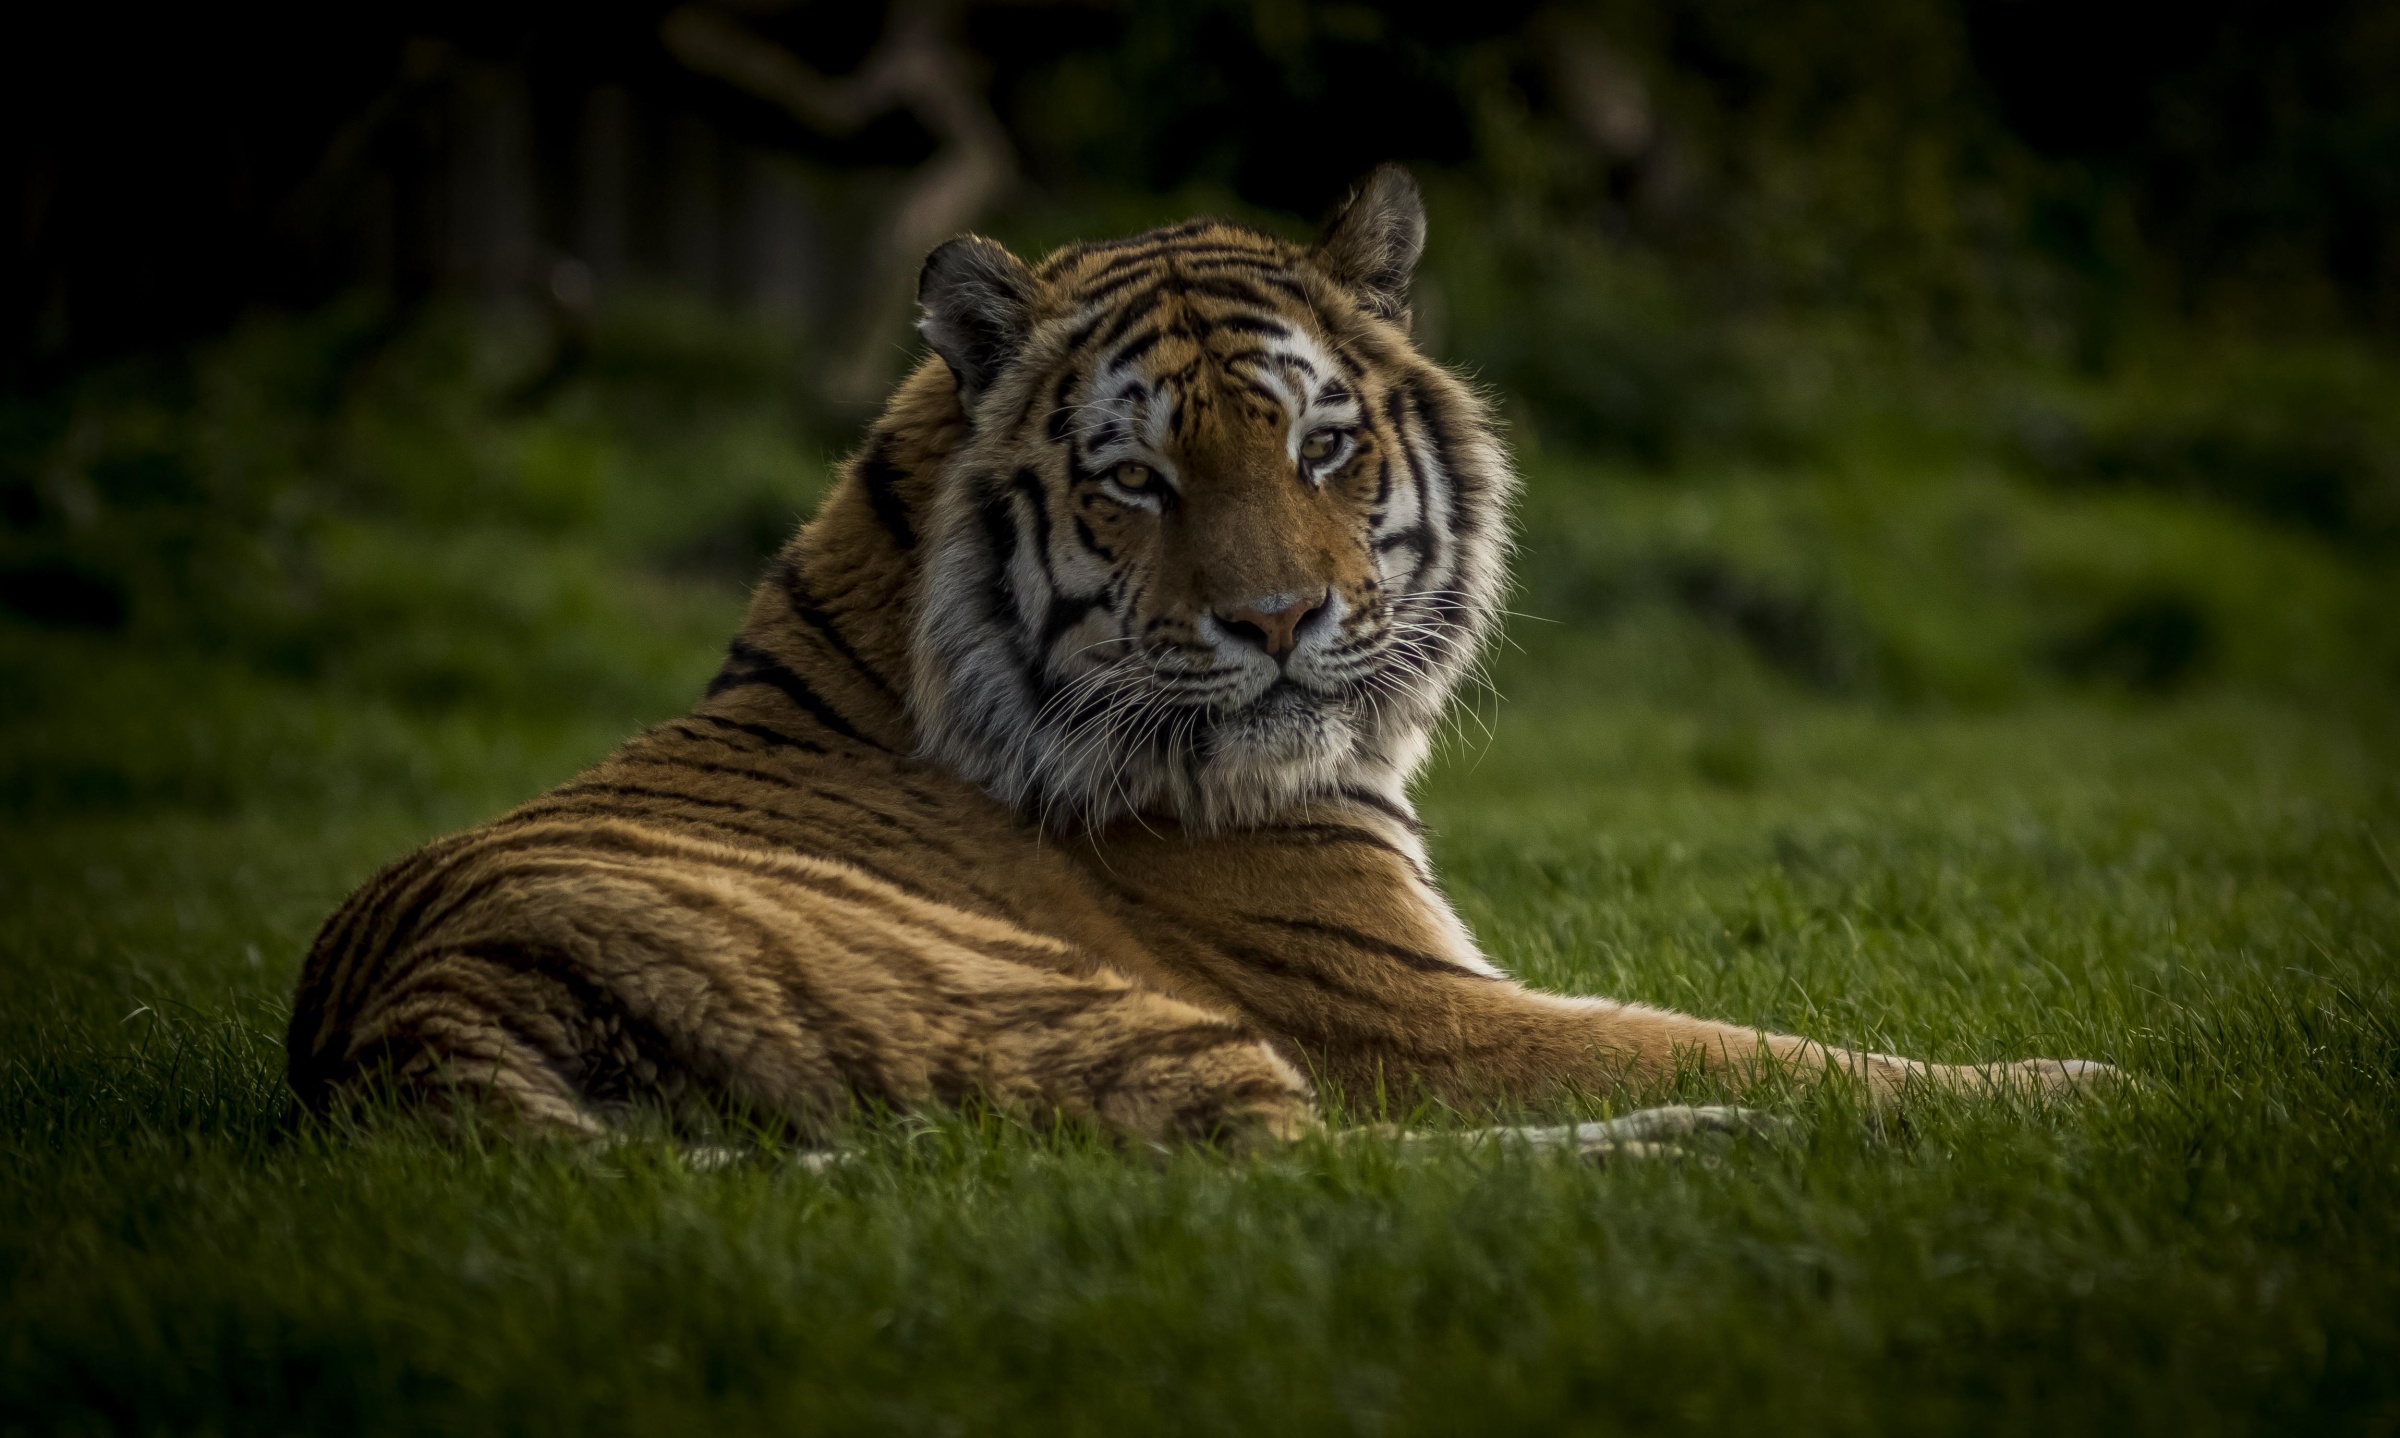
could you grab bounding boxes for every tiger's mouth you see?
[1238,677,1319,718]
[1201,679,1348,760]
[1177,664,1357,720]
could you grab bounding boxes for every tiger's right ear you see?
[918,235,1038,409]
[1312,164,1427,325]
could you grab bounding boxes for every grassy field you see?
[5,313,2400,1433]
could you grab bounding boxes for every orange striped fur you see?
[287,168,2103,1146]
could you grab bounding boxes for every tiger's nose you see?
[1216,590,1329,662]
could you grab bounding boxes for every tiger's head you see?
[907,166,1515,831]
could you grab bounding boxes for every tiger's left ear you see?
[1312,164,1426,326]
[919,235,1038,408]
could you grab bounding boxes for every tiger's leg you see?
[573,859,1323,1147]
[1352,1105,1791,1163]
[331,948,619,1137]
[922,961,1320,1149]
[1301,965,2108,1109]
[325,890,1319,1149]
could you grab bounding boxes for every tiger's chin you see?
[1136,705,1358,833]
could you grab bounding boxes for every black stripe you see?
[1067,241,1274,300]
[1090,282,1169,353]
[1063,300,1119,353]
[290,861,447,1081]
[1215,313,1292,339]
[493,798,948,911]
[1062,218,1226,270]
[683,713,829,755]
[1384,389,1442,579]
[618,750,821,800]
[1065,265,1187,345]
[1076,235,1270,285]
[1211,941,1418,1007]
[856,438,916,551]
[1011,468,1055,559]
[1072,869,1405,1007]
[1107,326,1165,368]
[505,797,797,858]
[1336,786,1424,833]
[461,940,691,1098]
[1407,374,1477,548]
[1255,270,1311,302]
[299,854,439,1042]
[750,955,909,1109]
[774,558,898,697]
[1067,1021,1266,1101]
[304,873,458,1051]
[316,828,487,978]
[1045,371,1079,443]
[1228,374,1289,414]
[553,779,786,821]
[1041,594,1102,647]
[341,851,524,1027]
[1240,913,1487,978]
[614,752,926,840]
[1075,255,1286,312]
[1254,822,1420,865]
[977,479,1022,631]
[1210,342,1286,372]
[1180,274,1282,309]
[509,771,1031,928]
[390,866,523,962]
[708,639,882,748]
[1265,352,1319,382]
[339,840,496,1003]
[1007,467,1096,653]
[1071,514,1115,563]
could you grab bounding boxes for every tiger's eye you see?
[1300,429,1341,464]
[1113,462,1160,493]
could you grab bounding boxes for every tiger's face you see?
[908,168,1514,830]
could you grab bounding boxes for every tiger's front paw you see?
[2011,1057,2123,1092]
[1932,1055,2124,1097]
[1868,1054,2124,1103]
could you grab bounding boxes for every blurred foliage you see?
[0,297,819,723]
[986,0,2400,338]
[2004,338,2400,546]
[1509,448,2400,716]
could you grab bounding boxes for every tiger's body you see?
[288,169,2102,1145]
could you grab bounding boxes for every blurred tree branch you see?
[662,0,1015,401]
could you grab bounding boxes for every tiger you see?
[285,166,2109,1149]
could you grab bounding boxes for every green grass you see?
[6,341,2400,1432]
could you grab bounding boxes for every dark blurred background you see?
[13,0,2400,378]
[3,0,2396,773]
